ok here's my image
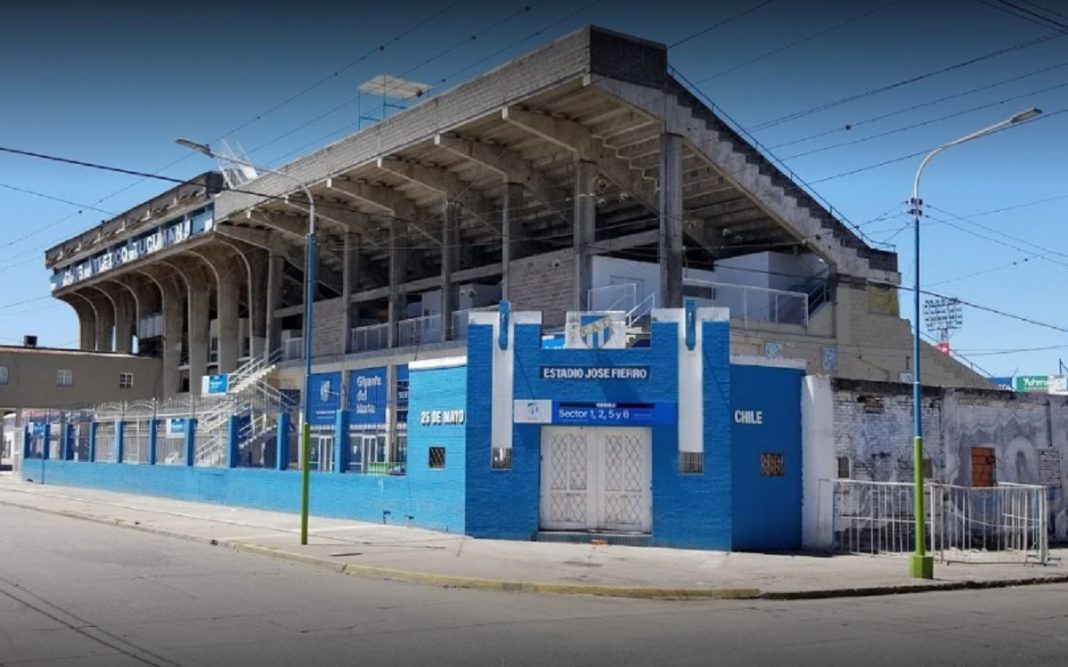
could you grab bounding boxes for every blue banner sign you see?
[347,366,388,428]
[166,418,187,439]
[988,376,1014,391]
[552,401,676,426]
[202,373,229,396]
[540,366,650,381]
[51,207,213,290]
[307,371,343,426]
[30,422,48,436]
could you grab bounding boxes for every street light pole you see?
[176,138,318,546]
[906,107,1040,580]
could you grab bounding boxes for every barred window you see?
[0,365,7,385]
[680,451,704,474]
[760,453,785,477]
[57,369,73,387]
[119,372,134,389]
[837,456,850,479]
[491,447,512,470]
[429,446,446,469]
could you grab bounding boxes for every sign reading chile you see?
[540,366,650,381]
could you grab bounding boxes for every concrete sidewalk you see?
[1,474,1065,599]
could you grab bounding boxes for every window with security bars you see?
[760,453,785,477]
[57,369,73,387]
[0,365,7,385]
[837,456,850,479]
[119,372,134,389]
[429,446,446,469]
[491,447,512,469]
[679,451,704,474]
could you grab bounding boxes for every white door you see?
[540,427,652,532]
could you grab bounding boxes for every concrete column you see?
[187,271,210,397]
[502,183,523,300]
[388,219,406,348]
[112,287,136,354]
[159,280,184,397]
[342,232,359,354]
[441,200,461,340]
[573,159,596,311]
[217,267,240,374]
[65,295,97,350]
[264,252,283,359]
[89,292,115,352]
[659,132,684,309]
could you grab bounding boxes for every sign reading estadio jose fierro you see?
[539,366,650,380]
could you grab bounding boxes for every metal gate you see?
[540,426,651,532]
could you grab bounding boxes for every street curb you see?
[4,495,1067,601]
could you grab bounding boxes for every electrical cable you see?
[747,28,1066,132]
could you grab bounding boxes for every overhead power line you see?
[693,0,903,83]
[747,29,1066,132]
[770,59,1068,150]
[807,105,1068,184]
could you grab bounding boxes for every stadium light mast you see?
[177,138,318,546]
[906,107,1041,579]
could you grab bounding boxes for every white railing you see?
[351,323,390,353]
[684,279,809,329]
[831,479,1049,564]
[283,337,303,361]
[398,314,442,347]
[588,283,638,313]
[451,306,497,342]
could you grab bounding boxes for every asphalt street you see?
[2,503,1067,667]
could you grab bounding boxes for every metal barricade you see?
[831,479,1049,564]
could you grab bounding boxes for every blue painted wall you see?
[729,364,804,551]
[650,320,734,550]
[406,363,468,534]
[24,364,470,534]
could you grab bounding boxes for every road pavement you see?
[4,503,1068,666]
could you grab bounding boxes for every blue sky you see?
[1,0,1066,376]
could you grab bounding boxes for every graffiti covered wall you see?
[831,379,1068,542]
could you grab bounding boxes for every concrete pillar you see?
[441,200,461,341]
[65,295,97,351]
[139,266,185,396]
[342,232,359,354]
[106,286,135,354]
[217,267,240,374]
[659,133,684,309]
[187,271,210,397]
[89,291,115,352]
[388,219,406,348]
[502,183,523,301]
[573,159,596,311]
[264,252,283,359]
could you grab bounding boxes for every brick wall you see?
[507,248,574,329]
[311,297,346,358]
[829,380,1068,542]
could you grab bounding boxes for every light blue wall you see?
[729,364,804,551]
[406,363,468,534]
[24,365,471,534]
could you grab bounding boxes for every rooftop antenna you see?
[357,75,432,129]
[213,139,259,189]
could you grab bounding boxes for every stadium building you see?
[20,27,1001,550]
